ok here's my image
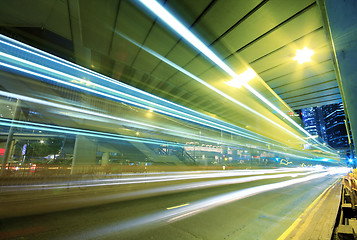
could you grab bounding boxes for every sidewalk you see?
[278,179,342,240]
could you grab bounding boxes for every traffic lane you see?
[0,172,341,240]
[109,175,340,240]
[1,174,302,239]
[0,170,319,219]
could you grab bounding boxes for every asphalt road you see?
[0,168,344,240]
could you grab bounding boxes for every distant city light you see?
[293,47,314,64]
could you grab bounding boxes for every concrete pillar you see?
[322,0,357,156]
[1,99,21,176]
[101,152,109,166]
[71,135,97,174]
[232,147,238,162]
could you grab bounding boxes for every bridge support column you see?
[71,135,97,174]
[1,99,21,176]
[101,152,109,166]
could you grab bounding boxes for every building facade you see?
[322,103,349,149]
[300,103,349,150]
[301,107,318,136]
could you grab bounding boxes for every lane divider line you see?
[166,203,189,210]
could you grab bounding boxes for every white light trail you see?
[116,32,308,144]
[0,36,268,144]
[0,90,232,146]
[0,59,276,146]
[137,0,336,155]
[138,0,237,77]
[0,113,324,162]
[63,168,344,240]
[0,118,177,147]
[2,168,315,192]
[0,32,336,155]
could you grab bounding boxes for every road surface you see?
[0,167,345,240]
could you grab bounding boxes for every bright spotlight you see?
[226,68,257,88]
[349,159,353,163]
[293,47,314,64]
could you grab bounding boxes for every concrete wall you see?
[324,0,357,155]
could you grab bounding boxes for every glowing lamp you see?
[293,47,314,64]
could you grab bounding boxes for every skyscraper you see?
[315,107,328,142]
[301,107,318,136]
[301,107,327,139]
[322,103,349,149]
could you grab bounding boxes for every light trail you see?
[0,60,277,147]
[0,118,181,147]
[116,32,308,144]
[243,84,335,154]
[1,168,316,192]
[0,36,336,158]
[0,34,247,125]
[137,0,337,156]
[0,35,273,146]
[0,116,335,163]
[0,34,337,157]
[0,90,287,150]
[62,167,346,240]
[116,32,339,158]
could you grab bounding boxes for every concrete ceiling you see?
[0,0,343,142]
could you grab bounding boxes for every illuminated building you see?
[322,103,349,149]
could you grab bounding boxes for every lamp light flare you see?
[293,47,314,64]
[136,1,334,153]
[226,68,257,88]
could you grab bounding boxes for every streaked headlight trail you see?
[137,0,336,155]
